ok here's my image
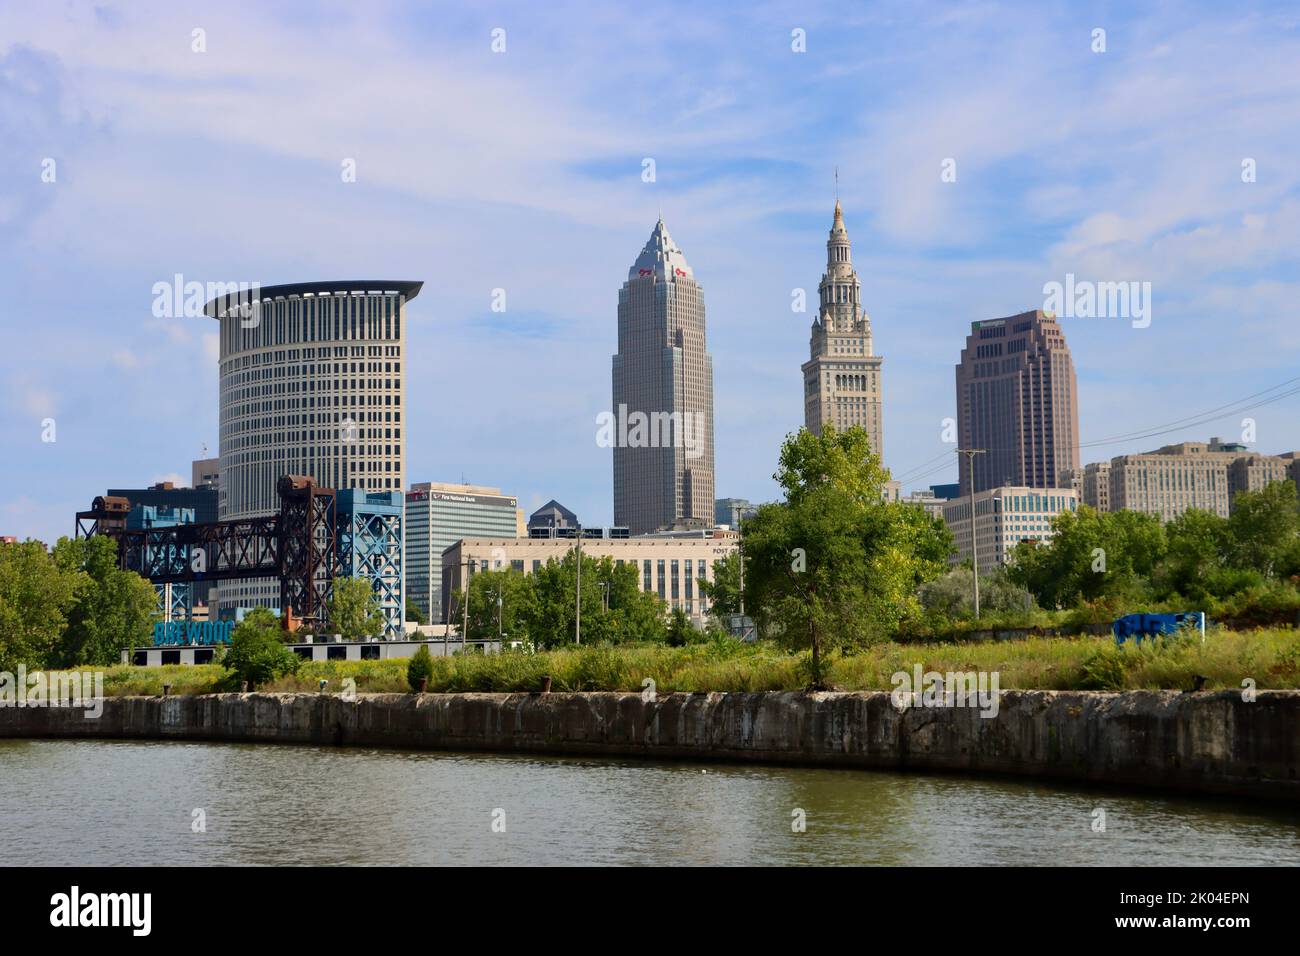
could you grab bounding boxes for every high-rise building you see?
[956,310,1079,495]
[612,219,716,535]
[801,201,884,457]
[1106,438,1290,521]
[714,497,757,528]
[204,280,421,615]
[943,485,1079,574]
[1083,461,1112,512]
[191,457,219,493]
[405,481,520,623]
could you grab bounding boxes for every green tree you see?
[221,608,301,688]
[919,565,1035,619]
[742,426,952,686]
[0,540,82,671]
[699,551,742,618]
[1153,508,1232,601]
[466,568,536,641]
[405,599,426,625]
[665,607,698,646]
[1228,481,1300,579]
[328,576,384,640]
[51,535,157,667]
[522,550,666,648]
[407,644,434,691]
[1007,507,1164,609]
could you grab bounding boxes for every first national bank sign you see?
[153,621,234,646]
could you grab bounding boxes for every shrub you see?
[407,644,434,691]
[221,610,301,688]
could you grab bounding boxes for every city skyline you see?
[4,2,1300,545]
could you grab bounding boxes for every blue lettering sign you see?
[152,621,234,647]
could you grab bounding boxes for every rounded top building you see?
[204,279,422,614]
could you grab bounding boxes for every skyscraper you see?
[801,201,884,458]
[404,481,520,623]
[955,310,1079,495]
[612,219,715,535]
[204,280,421,615]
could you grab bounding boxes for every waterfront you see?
[2,739,1298,866]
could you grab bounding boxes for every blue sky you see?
[3,0,1300,542]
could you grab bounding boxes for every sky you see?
[2,0,1299,543]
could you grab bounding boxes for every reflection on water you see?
[1,739,1297,865]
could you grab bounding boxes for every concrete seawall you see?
[2,690,1297,800]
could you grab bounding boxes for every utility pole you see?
[738,538,745,618]
[956,448,986,619]
[462,560,470,646]
[574,524,582,646]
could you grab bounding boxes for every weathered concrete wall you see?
[2,690,1297,800]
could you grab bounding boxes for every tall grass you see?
[42,628,1300,696]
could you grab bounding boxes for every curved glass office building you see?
[204,280,422,614]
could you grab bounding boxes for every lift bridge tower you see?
[77,476,404,638]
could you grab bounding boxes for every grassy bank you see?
[71,627,1300,696]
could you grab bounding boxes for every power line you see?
[888,373,1300,489]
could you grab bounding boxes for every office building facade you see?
[802,201,884,456]
[956,310,1079,495]
[943,486,1078,574]
[405,481,520,623]
[1105,438,1291,521]
[714,497,757,529]
[612,219,716,535]
[441,530,739,626]
[204,280,421,614]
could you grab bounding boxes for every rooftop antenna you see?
[835,166,839,202]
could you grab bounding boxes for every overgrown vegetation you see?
[53,628,1300,697]
[1006,482,1300,628]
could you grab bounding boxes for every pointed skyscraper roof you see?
[629,218,695,282]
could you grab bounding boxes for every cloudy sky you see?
[3,1,1299,542]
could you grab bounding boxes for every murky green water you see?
[1,739,1297,865]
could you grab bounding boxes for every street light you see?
[956,448,987,619]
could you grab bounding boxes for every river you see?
[2,739,1297,865]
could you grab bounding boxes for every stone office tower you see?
[612,219,716,535]
[801,201,884,458]
[955,310,1080,495]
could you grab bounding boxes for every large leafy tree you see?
[0,540,82,671]
[51,535,157,667]
[517,550,665,648]
[742,425,952,686]
[466,568,536,641]
[1152,508,1233,601]
[405,599,426,625]
[1228,480,1300,579]
[699,551,743,618]
[1007,507,1164,609]
[327,576,384,640]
